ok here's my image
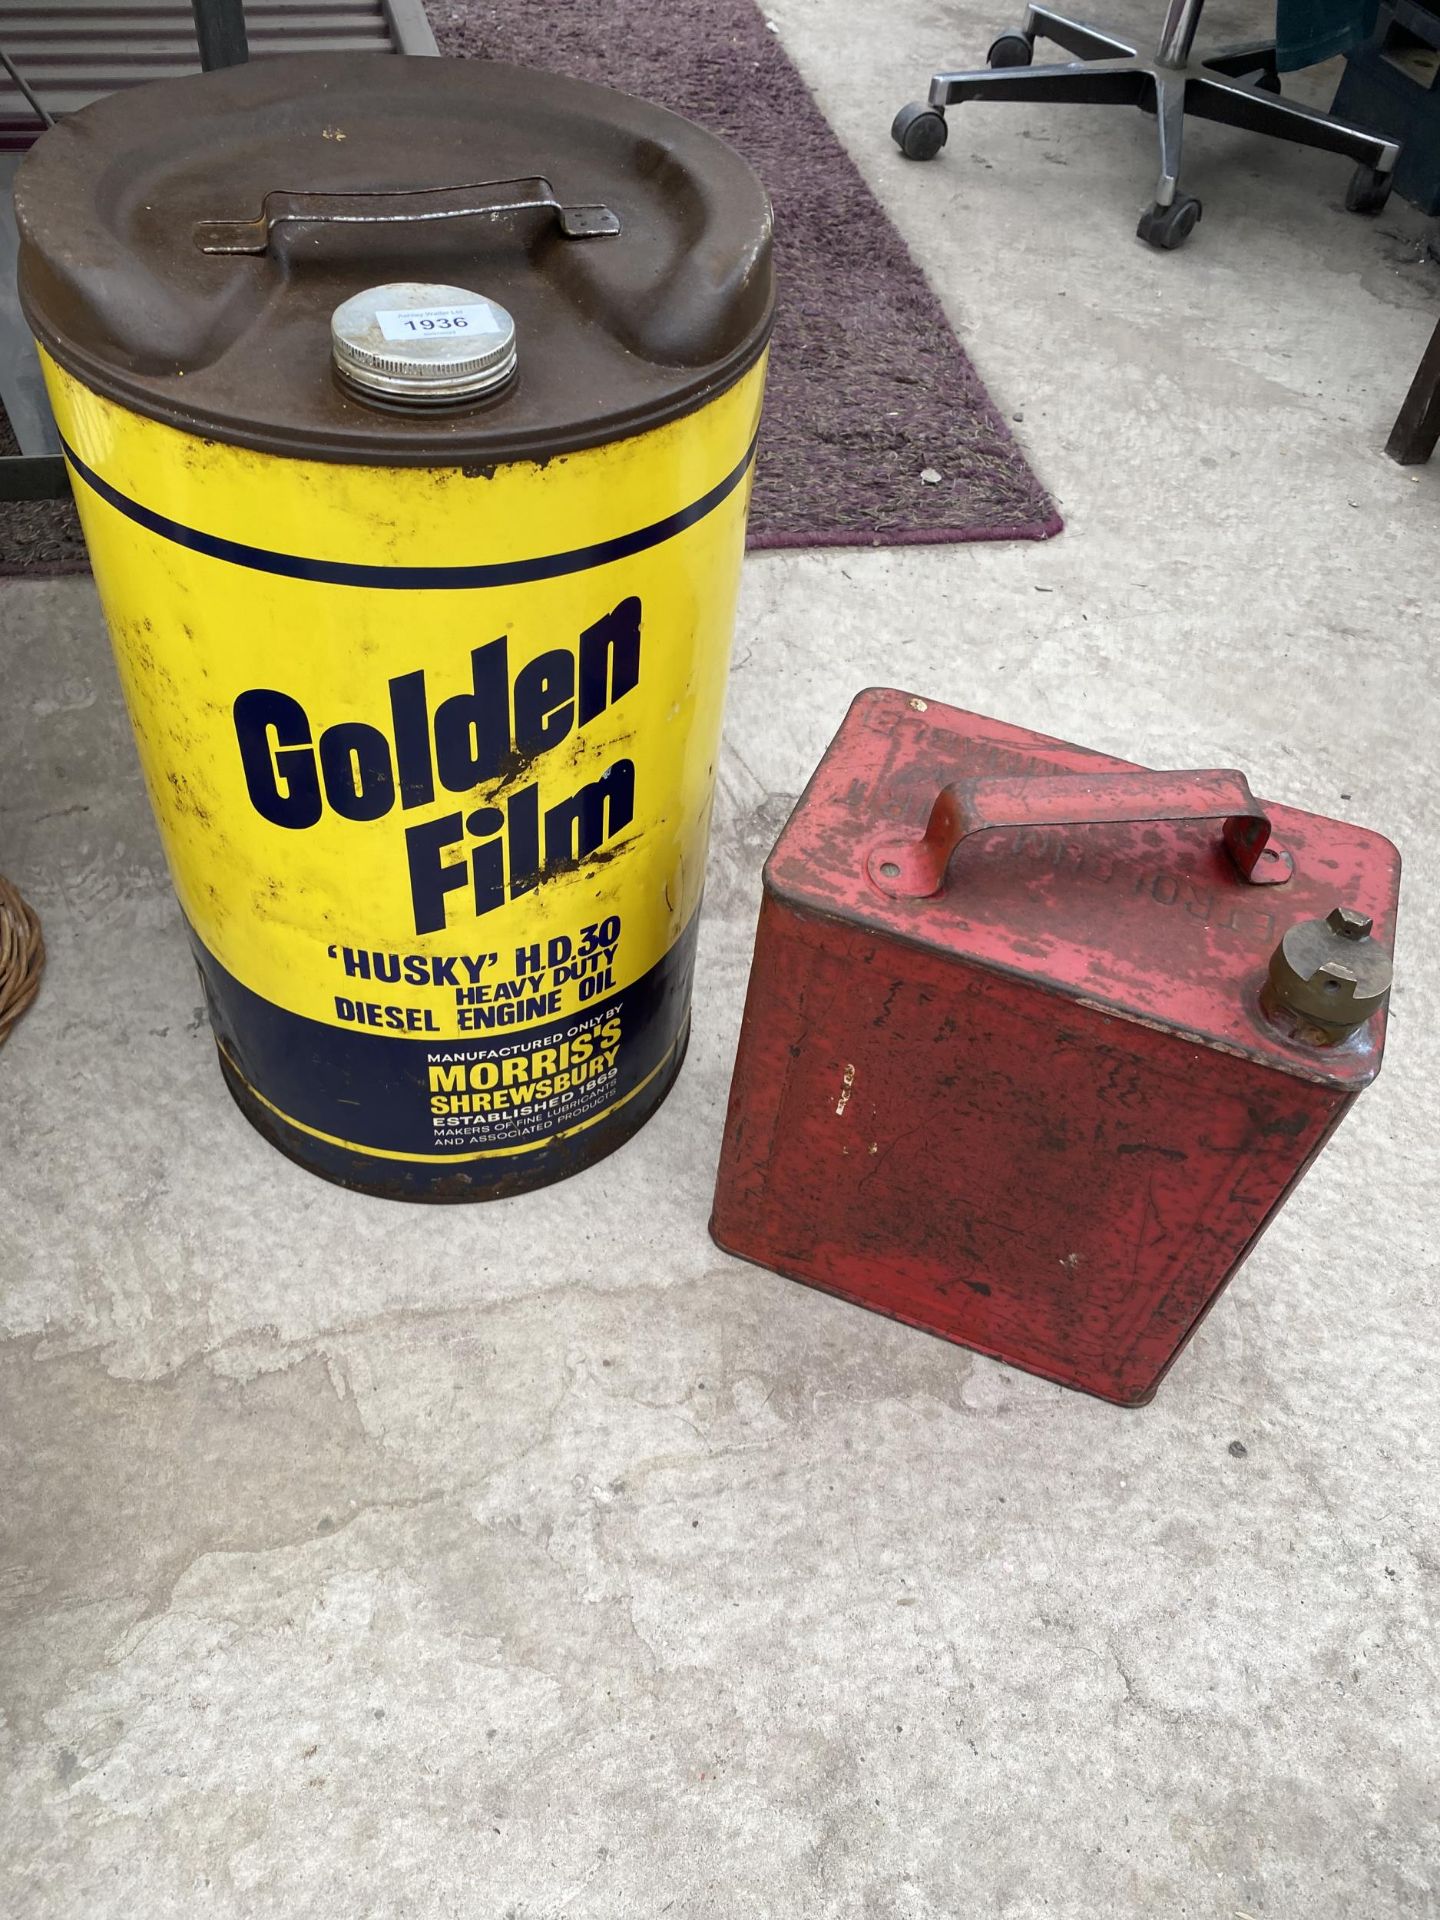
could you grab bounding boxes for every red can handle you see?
[866,768,1294,898]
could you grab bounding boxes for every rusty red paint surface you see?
[710,690,1401,1406]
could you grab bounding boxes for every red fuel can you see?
[710,690,1400,1405]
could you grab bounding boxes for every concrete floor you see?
[3,2,1439,1913]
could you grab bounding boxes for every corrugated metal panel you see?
[1,0,435,147]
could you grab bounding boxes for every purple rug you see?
[1,6,1059,576]
[0,413,88,579]
[429,0,1061,551]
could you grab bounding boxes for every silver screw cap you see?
[331,282,517,407]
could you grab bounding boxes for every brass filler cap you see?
[1267,906,1393,1038]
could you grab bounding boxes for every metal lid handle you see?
[866,768,1294,897]
[194,176,621,255]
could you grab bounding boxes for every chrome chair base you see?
[891,3,1401,249]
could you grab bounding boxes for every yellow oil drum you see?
[16,55,772,1199]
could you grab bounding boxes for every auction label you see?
[375,303,507,342]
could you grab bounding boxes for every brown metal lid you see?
[14,54,774,465]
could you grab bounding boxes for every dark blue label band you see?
[192,917,699,1177]
[61,435,758,590]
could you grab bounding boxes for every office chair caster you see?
[1345,162,1393,213]
[892,101,949,160]
[903,1,1401,250]
[1137,195,1202,250]
[988,31,1034,66]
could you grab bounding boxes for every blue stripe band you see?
[60,431,759,591]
